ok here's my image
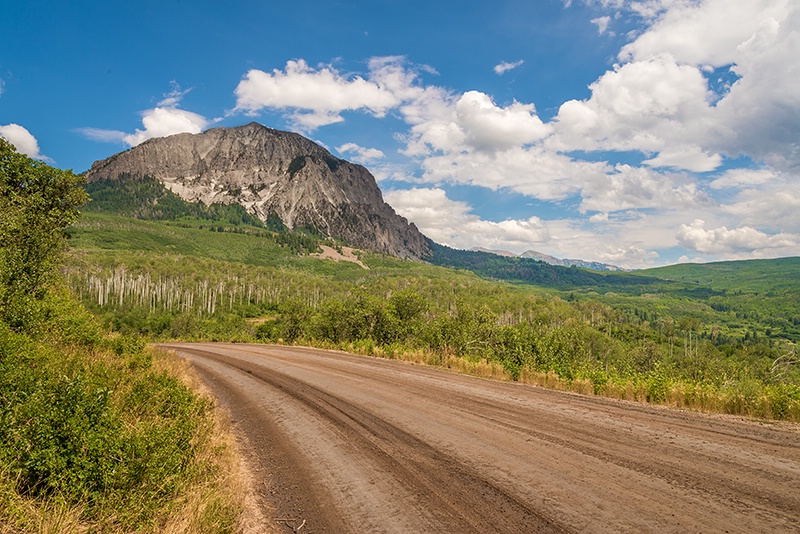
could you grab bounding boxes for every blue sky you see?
[2,0,799,268]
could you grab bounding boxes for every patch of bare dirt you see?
[165,343,800,534]
[310,245,368,269]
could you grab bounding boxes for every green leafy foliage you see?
[0,144,225,530]
[63,175,800,421]
[0,319,212,528]
[0,139,88,329]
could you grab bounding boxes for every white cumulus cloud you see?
[455,91,551,152]
[580,164,705,213]
[233,59,402,131]
[494,60,524,75]
[0,124,50,161]
[643,144,722,172]
[619,0,789,66]
[709,168,777,190]
[554,54,714,158]
[402,90,551,155]
[336,143,386,163]
[565,0,800,172]
[717,177,800,233]
[676,219,799,255]
[79,86,209,147]
[384,187,551,252]
[709,4,800,171]
[420,146,605,201]
[122,106,209,146]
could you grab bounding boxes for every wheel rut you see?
[188,346,567,533]
[164,343,800,534]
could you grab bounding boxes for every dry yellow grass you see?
[442,355,509,380]
[153,348,270,534]
[299,340,800,422]
[0,492,86,534]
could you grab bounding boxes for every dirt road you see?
[163,343,800,533]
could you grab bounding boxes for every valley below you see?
[165,343,800,534]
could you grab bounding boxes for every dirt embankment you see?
[310,245,368,269]
[164,343,800,534]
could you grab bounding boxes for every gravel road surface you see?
[163,343,800,533]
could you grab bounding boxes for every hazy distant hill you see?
[471,247,623,271]
[519,250,623,271]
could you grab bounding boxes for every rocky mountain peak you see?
[85,123,431,260]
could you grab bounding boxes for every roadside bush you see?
[0,139,88,331]
[0,142,232,531]
[764,384,800,420]
[0,332,212,528]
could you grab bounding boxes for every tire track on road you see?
[166,343,800,533]
[185,346,568,533]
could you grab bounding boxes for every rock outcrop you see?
[85,123,430,259]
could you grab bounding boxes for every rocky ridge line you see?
[85,123,430,260]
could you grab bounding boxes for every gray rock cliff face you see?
[85,123,431,259]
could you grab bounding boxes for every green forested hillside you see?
[64,198,800,421]
[428,241,800,344]
[428,240,660,289]
[618,259,800,344]
[641,257,800,291]
[52,173,799,421]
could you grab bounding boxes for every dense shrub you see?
[0,302,214,529]
[0,141,225,530]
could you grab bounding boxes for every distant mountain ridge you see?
[83,123,624,272]
[471,247,623,272]
[84,123,430,260]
